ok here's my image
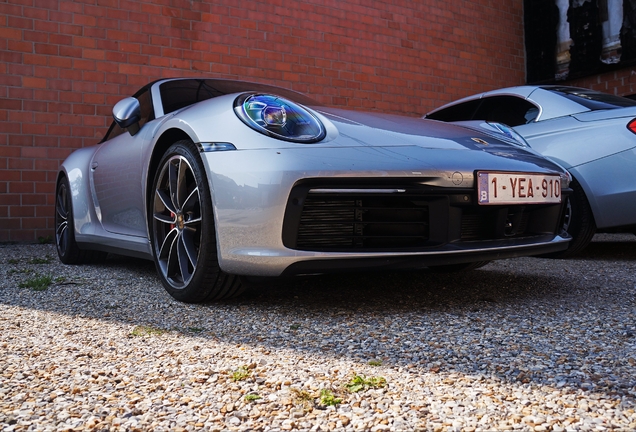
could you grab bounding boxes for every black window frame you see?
[100,86,155,143]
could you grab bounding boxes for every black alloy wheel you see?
[55,176,106,264]
[151,141,243,302]
[541,178,596,259]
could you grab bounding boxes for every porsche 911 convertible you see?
[55,78,572,303]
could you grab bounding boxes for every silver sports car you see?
[426,85,636,257]
[56,78,571,303]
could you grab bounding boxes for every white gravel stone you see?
[1,235,635,430]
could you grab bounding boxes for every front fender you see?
[152,115,201,145]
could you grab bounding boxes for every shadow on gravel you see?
[2,238,635,399]
[234,268,563,313]
[576,240,636,261]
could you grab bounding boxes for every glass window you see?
[427,96,538,127]
[426,99,481,122]
[472,96,539,126]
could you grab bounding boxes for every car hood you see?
[169,96,566,174]
[314,107,559,170]
[318,106,493,144]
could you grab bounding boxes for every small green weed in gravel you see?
[319,389,341,406]
[28,256,52,264]
[368,359,383,366]
[8,258,19,264]
[187,327,205,333]
[290,388,314,410]
[38,235,53,244]
[344,374,387,393]
[130,325,166,337]
[9,268,33,275]
[18,274,53,291]
[244,393,261,402]
[289,323,301,330]
[231,366,251,381]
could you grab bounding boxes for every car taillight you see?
[628,118,636,135]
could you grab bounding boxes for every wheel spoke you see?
[153,210,176,225]
[168,158,181,211]
[56,221,68,253]
[181,187,200,214]
[177,234,194,283]
[180,227,198,270]
[184,216,202,227]
[176,156,189,210]
[158,227,179,276]
[155,188,177,215]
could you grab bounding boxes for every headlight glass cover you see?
[234,93,326,143]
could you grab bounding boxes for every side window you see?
[426,99,481,122]
[101,89,154,142]
[472,96,538,127]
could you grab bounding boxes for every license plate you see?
[477,171,561,205]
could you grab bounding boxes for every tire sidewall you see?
[563,179,595,251]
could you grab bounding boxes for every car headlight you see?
[234,93,326,143]
[487,122,529,147]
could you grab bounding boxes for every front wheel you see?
[150,140,243,303]
[541,178,596,259]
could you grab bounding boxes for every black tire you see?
[150,140,244,303]
[55,176,107,264]
[427,261,491,273]
[541,178,596,259]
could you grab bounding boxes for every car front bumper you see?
[202,146,571,276]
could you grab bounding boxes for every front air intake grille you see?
[460,207,531,240]
[283,181,565,253]
[295,194,430,250]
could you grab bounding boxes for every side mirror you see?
[112,97,141,135]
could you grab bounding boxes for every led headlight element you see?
[234,93,326,143]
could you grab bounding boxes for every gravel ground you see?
[1,234,635,431]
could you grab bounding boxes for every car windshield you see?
[544,86,636,111]
[159,79,321,115]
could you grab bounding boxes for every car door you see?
[90,89,154,237]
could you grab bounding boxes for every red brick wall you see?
[563,67,636,97]
[1,0,528,242]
